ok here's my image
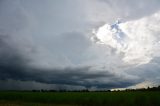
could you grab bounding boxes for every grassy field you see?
[0,91,160,106]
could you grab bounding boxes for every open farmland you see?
[0,91,160,106]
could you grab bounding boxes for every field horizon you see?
[0,90,160,106]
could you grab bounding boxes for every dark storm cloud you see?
[0,34,30,80]
[0,34,138,89]
[0,53,137,89]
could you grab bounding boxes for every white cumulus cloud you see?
[92,11,160,65]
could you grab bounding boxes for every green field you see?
[0,91,160,106]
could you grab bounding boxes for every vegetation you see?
[0,86,160,106]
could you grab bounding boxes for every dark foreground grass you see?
[0,91,160,106]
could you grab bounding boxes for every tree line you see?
[30,86,160,92]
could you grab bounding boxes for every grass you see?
[0,91,160,106]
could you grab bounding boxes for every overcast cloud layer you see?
[0,0,160,90]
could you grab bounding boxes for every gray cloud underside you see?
[0,46,136,89]
[0,33,138,89]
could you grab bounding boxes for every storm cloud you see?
[0,0,160,90]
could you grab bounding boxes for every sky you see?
[0,0,160,90]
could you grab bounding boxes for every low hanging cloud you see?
[0,30,139,90]
[0,41,139,89]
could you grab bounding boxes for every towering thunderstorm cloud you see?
[0,0,160,90]
[92,12,160,65]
